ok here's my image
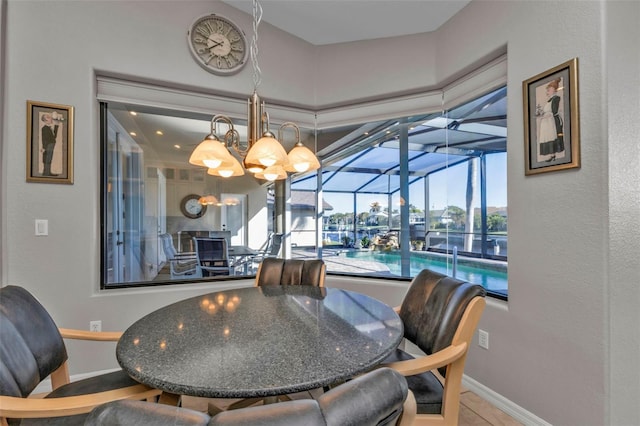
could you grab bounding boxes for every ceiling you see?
[221,0,471,45]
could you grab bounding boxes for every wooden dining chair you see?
[254,257,326,287]
[0,285,161,425]
[381,269,486,426]
[85,368,416,426]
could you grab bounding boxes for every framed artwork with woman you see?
[26,100,74,184]
[523,58,580,175]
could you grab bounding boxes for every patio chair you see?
[0,285,161,425]
[381,269,486,426]
[159,233,201,279]
[193,237,231,276]
[208,230,231,247]
[252,233,283,260]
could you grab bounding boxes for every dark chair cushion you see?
[318,367,408,426]
[84,368,409,426]
[382,349,444,415]
[85,400,211,426]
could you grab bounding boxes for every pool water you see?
[343,250,508,294]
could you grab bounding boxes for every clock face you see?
[188,14,248,76]
[180,194,207,219]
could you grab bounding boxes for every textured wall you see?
[2,1,638,424]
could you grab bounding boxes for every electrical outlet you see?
[90,320,102,332]
[478,329,489,350]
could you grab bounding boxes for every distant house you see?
[291,190,333,247]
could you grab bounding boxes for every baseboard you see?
[463,375,552,426]
[32,368,120,396]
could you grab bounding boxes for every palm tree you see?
[464,158,478,251]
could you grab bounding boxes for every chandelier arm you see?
[232,134,249,156]
[261,110,271,136]
[212,115,235,131]
[278,122,301,145]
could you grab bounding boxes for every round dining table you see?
[116,285,403,401]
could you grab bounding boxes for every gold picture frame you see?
[523,58,580,175]
[26,100,74,184]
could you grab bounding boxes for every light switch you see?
[35,219,48,236]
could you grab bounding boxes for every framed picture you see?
[523,58,580,175]
[26,100,74,184]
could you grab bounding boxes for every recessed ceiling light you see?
[130,111,137,116]
[156,130,163,135]
[173,144,181,149]
[130,132,137,136]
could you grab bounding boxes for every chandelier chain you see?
[251,0,262,91]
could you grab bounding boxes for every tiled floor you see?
[182,389,522,425]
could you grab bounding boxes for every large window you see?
[291,86,508,298]
[98,74,507,298]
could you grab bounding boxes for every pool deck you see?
[292,248,392,275]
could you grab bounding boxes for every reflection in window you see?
[100,103,297,288]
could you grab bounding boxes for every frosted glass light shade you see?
[222,197,240,206]
[244,133,288,168]
[255,165,287,181]
[189,135,233,168]
[207,155,245,178]
[285,143,320,173]
[243,158,266,174]
[198,195,219,205]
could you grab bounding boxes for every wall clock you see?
[180,194,207,219]
[187,13,248,76]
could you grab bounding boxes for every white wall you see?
[438,2,607,425]
[606,1,640,425]
[2,1,639,425]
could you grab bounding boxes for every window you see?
[98,62,507,297]
[291,86,508,299]
[99,102,297,288]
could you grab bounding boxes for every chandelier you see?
[189,0,320,181]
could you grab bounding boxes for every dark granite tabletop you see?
[116,286,403,398]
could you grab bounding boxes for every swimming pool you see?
[343,250,508,295]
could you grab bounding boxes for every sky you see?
[321,152,507,215]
